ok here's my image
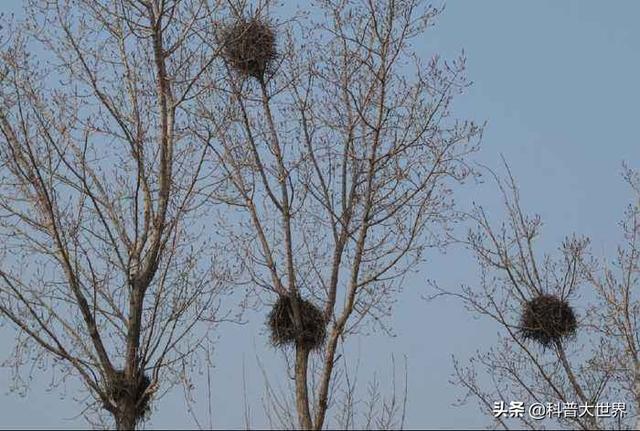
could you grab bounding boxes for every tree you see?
[0,1,227,428]
[449,162,640,430]
[201,0,481,428]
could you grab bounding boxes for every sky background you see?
[1,0,640,429]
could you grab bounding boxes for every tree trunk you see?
[295,344,313,430]
[114,401,138,431]
[634,362,640,431]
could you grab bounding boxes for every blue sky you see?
[1,0,639,429]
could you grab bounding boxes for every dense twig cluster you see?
[221,17,277,80]
[104,370,153,422]
[520,294,577,347]
[268,295,327,350]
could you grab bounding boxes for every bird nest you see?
[221,16,277,80]
[520,294,577,347]
[103,369,153,422]
[268,294,327,350]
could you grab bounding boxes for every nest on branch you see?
[268,294,326,350]
[520,294,577,348]
[221,16,277,80]
[103,369,153,422]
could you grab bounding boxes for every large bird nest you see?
[520,294,577,348]
[268,294,327,350]
[103,369,153,422]
[221,16,277,80]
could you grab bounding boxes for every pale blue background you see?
[1,1,639,429]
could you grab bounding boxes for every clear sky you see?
[1,0,639,429]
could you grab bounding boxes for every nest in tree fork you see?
[520,294,577,347]
[104,370,153,421]
[221,17,277,80]
[268,294,327,350]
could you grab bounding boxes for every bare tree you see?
[257,346,409,430]
[0,1,229,428]
[200,0,481,428]
[585,164,640,430]
[448,162,640,430]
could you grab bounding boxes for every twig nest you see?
[103,370,153,422]
[268,294,326,350]
[520,294,577,347]
[221,17,277,80]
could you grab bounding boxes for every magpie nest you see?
[221,16,277,80]
[103,370,153,421]
[520,294,577,347]
[268,294,326,350]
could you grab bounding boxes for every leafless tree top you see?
[0,0,230,427]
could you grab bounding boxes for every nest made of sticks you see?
[520,294,577,347]
[221,16,277,80]
[104,369,153,421]
[268,294,327,350]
